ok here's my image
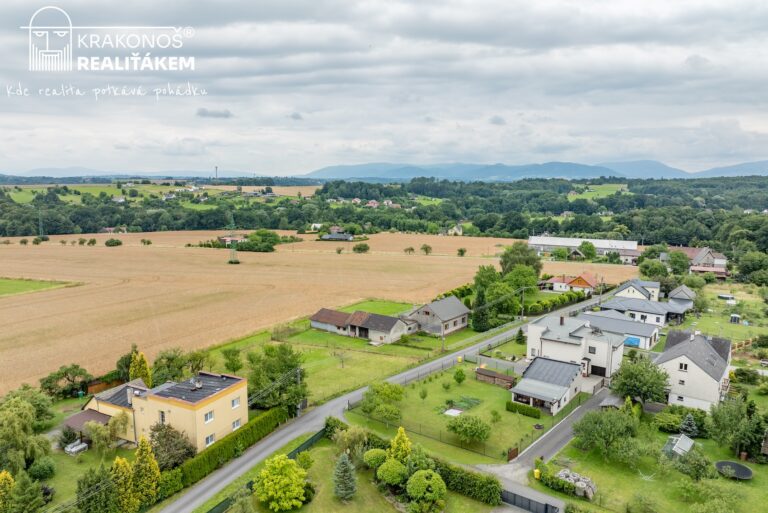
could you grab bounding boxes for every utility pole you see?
[227,211,239,265]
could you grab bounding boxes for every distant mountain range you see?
[3,159,768,181]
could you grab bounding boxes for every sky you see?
[1,0,768,175]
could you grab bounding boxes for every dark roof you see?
[358,312,402,332]
[94,378,148,408]
[321,233,353,241]
[669,285,696,300]
[152,372,244,404]
[578,311,658,338]
[65,409,111,432]
[424,296,470,321]
[521,357,581,387]
[310,308,350,327]
[601,297,685,315]
[655,330,730,381]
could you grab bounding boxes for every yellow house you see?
[68,372,248,453]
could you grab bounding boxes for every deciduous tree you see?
[149,423,196,471]
[255,455,306,512]
[8,471,44,513]
[446,415,491,444]
[500,242,542,277]
[76,464,117,513]
[612,358,669,403]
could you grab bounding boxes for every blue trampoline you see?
[624,336,641,348]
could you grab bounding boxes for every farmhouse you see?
[599,296,688,326]
[661,246,728,278]
[653,330,732,410]
[69,372,248,452]
[577,309,660,350]
[510,357,581,415]
[405,296,471,337]
[528,236,638,259]
[614,279,661,301]
[309,308,417,343]
[545,273,599,294]
[526,315,624,378]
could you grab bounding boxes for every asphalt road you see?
[160,294,608,513]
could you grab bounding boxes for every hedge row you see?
[506,401,542,419]
[535,459,575,496]
[324,417,502,506]
[432,458,502,505]
[157,468,183,501]
[434,284,473,301]
[181,407,289,487]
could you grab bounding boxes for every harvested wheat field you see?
[0,230,637,392]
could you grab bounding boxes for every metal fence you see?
[205,428,326,513]
[463,353,517,374]
[502,489,561,513]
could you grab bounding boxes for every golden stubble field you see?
[0,231,636,392]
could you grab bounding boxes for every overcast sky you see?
[1,0,768,175]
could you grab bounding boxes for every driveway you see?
[159,294,610,513]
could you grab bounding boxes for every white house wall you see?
[624,309,665,327]
[659,355,722,411]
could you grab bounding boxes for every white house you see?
[577,309,660,350]
[510,357,582,415]
[405,296,470,337]
[527,236,638,257]
[309,308,417,344]
[653,331,731,411]
[526,315,624,378]
[614,279,660,302]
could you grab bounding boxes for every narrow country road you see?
[160,294,610,513]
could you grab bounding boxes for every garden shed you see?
[663,433,694,457]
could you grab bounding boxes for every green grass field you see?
[46,446,135,507]
[415,196,443,206]
[568,184,629,201]
[531,423,768,513]
[347,363,585,463]
[0,277,70,297]
[339,300,413,316]
[481,339,527,359]
[678,283,766,348]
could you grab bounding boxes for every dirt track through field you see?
[0,231,636,393]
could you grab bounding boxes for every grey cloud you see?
[289,112,303,120]
[197,108,234,118]
[489,115,506,126]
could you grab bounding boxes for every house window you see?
[629,313,636,319]
[232,419,241,431]
[205,434,215,447]
[677,396,684,402]
[462,316,467,323]
[679,363,688,372]
[656,317,661,323]
[588,346,596,355]
[159,411,166,424]
[679,380,685,385]
[453,320,458,327]
[640,315,647,321]
[444,323,449,330]
[204,411,214,423]
[531,348,537,357]
[231,397,240,409]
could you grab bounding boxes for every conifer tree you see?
[129,352,152,387]
[472,288,490,332]
[111,456,139,513]
[680,413,699,438]
[388,427,412,463]
[0,470,14,513]
[9,471,44,513]
[76,464,117,513]
[514,328,526,345]
[132,436,160,508]
[333,453,357,501]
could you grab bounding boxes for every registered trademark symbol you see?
[183,27,195,38]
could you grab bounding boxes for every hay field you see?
[0,231,636,393]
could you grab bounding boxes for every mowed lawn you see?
[348,363,573,463]
[0,277,69,297]
[530,426,768,513]
[46,446,135,507]
[568,183,629,201]
[482,339,527,359]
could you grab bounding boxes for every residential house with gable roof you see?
[510,357,582,415]
[614,279,661,302]
[577,309,660,350]
[405,296,471,337]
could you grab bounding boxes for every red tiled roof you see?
[310,308,351,327]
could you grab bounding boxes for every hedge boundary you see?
[506,400,542,419]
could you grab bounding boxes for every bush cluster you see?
[180,408,288,487]
[157,468,184,501]
[535,459,576,496]
[505,401,542,419]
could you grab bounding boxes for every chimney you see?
[195,379,202,390]
[126,388,133,406]
[560,316,565,326]
[690,333,695,341]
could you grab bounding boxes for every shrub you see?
[180,408,288,487]
[28,457,56,480]
[536,460,575,496]
[377,458,408,486]
[406,470,447,512]
[626,493,660,513]
[363,449,387,470]
[442,382,451,391]
[432,458,501,505]
[446,415,491,444]
[505,401,541,419]
[296,452,313,470]
[58,425,78,449]
[104,238,123,247]
[352,243,370,254]
[156,468,183,501]
[453,368,466,385]
[733,368,760,385]
[653,411,683,433]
